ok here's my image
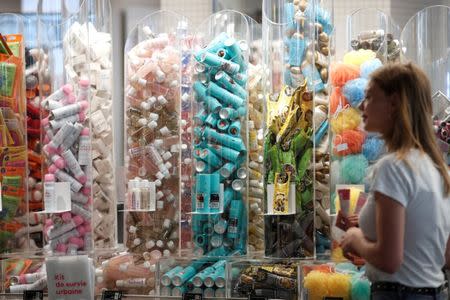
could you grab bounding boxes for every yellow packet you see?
[273,172,291,214]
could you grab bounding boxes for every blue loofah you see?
[351,275,371,300]
[360,58,383,79]
[343,78,368,108]
[362,136,385,162]
[340,154,368,184]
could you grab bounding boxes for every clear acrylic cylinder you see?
[0,14,28,254]
[401,5,450,164]
[329,8,393,263]
[38,0,95,254]
[83,0,116,250]
[189,10,250,257]
[246,16,265,254]
[123,9,187,278]
[24,7,47,252]
[262,0,334,258]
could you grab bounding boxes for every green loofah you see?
[351,275,371,300]
[340,154,368,184]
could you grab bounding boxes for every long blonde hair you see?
[370,63,450,195]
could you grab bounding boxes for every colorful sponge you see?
[343,78,368,108]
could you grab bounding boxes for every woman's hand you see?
[341,227,364,257]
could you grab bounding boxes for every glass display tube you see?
[122,10,187,293]
[329,8,391,263]
[23,10,46,252]
[401,5,450,164]
[38,0,95,255]
[189,9,250,257]
[0,14,28,254]
[246,16,265,254]
[84,0,117,250]
[262,0,334,258]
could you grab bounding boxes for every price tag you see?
[182,293,203,300]
[23,290,44,300]
[101,290,123,300]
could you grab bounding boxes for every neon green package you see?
[0,194,20,220]
[0,61,16,97]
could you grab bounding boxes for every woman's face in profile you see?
[361,82,394,135]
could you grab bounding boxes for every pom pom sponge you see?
[304,270,352,300]
[330,107,362,134]
[330,87,349,115]
[362,135,385,162]
[330,63,360,87]
[351,275,371,300]
[333,129,366,156]
[340,154,368,184]
[343,78,368,108]
[360,58,383,79]
[343,49,376,67]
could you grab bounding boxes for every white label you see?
[336,143,348,152]
[266,183,296,215]
[44,181,56,212]
[149,182,156,212]
[78,136,91,165]
[46,255,94,300]
[91,110,109,135]
[96,70,111,91]
[55,182,71,212]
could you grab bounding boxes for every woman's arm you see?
[343,192,405,274]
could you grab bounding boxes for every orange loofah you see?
[330,63,360,87]
[333,129,366,156]
[330,87,350,115]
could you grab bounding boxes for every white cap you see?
[156,240,164,248]
[145,240,155,249]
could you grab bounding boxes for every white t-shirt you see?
[359,149,450,287]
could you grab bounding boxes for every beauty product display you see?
[262,0,333,258]
[230,261,298,300]
[246,18,265,253]
[158,257,233,297]
[39,15,94,253]
[94,251,156,295]
[329,9,394,263]
[2,257,47,293]
[188,10,249,257]
[87,1,117,250]
[4,2,448,299]
[123,12,187,292]
[0,15,28,254]
[302,262,370,300]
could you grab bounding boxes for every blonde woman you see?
[341,63,450,299]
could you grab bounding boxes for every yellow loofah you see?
[304,271,351,300]
[343,49,376,67]
[304,271,331,300]
[330,107,362,134]
[328,273,352,299]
